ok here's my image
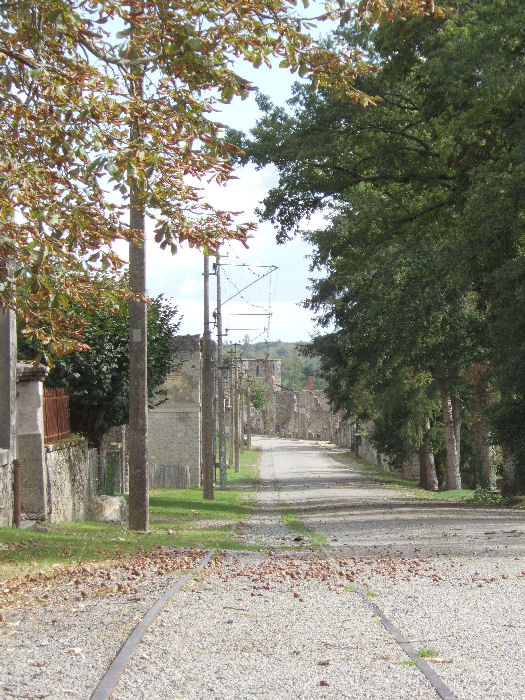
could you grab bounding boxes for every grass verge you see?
[336,451,475,502]
[281,505,328,549]
[0,450,260,582]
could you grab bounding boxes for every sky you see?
[144,33,336,347]
[145,161,328,346]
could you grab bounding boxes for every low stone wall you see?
[44,441,98,523]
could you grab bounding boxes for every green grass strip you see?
[337,451,475,502]
[281,505,328,549]
[0,450,261,581]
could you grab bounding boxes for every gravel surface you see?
[1,436,525,699]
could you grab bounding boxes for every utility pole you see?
[215,252,227,488]
[246,384,252,449]
[202,252,214,500]
[128,2,148,531]
[0,260,17,528]
[233,344,240,473]
[228,351,234,467]
[239,365,244,455]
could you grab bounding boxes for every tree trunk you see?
[451,394,461,469]
[439,377,461,490]
[473,374,495,488]
[418,421,438,491]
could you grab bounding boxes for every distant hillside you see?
[225,339,326,390]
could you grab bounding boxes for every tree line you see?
[238,0,525,493]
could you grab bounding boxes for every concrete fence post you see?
[98,450,106,495]
[17,362,49,520]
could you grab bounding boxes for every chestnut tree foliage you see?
[0,0,438,354]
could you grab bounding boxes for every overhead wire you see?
[219,256,275,344]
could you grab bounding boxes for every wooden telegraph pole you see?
[202,252,214,500]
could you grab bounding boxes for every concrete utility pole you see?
[128,213,149,529]
[239,366,244,455]
[127,14,149,532]
[0,261,16,456]
[246,385,252,449]
[0,260,17,528]
[201,252,214,500]
[215,253,227,488]
[228,351,234,466]
[233,345,240,473]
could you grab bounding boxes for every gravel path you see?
[1,436,525,699]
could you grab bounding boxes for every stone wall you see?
[148,335,202,488]
[242,358,282,389]
[239,357,281,438]
[274,391,296,437]
[15,362,106,523]
[45,441,98,523]
[334,418,381,465]
[271,389,339,442]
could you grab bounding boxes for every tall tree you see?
[239,3,525,489]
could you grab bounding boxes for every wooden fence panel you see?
[43,387,70,442]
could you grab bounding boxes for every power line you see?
[220,265,277,307]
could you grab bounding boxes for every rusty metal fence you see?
[43,386,71,442]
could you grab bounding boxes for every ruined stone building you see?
[147,342,395,490]
[240,357,281,436]
[148,335,202,488]
[240,358,340,443]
